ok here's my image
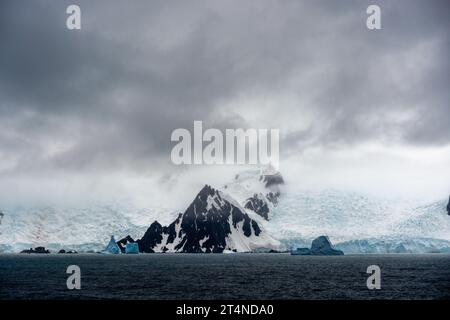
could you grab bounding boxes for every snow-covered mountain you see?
[224,166,284,220]
[0,166,449,254]
[134,185,280,253]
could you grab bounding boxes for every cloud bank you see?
[0,0,448,203]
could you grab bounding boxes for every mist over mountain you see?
[0,167,449,254]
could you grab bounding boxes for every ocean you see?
[0,253,449,300]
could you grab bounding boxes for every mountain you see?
[224,166,284,220]
[447,196,450,216]
[136,185,280,253]
[244,193,270,220]
[0,166,448,254]
[136,219,173,253]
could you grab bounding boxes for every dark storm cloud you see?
[0,0,448,174]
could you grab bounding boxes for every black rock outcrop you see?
[265,191,281,206]
[21,246,50,254]
[447,196,450,216]
[58,249,78,254]
[244,193,270,220]
[117,235,135,253]
[261,171,284,188]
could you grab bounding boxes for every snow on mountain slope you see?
[224,166,284,220]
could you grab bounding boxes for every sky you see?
[0,0,449,207]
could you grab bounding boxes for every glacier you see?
[222,168,450,253]
[0,203,176,253]
[0,167,449,254]
[264,190,450,253]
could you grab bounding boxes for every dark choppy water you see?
[0,254,449,300]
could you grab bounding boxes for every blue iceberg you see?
[104,235,121,254]
[125,243,139,254]
[291,236,344,255]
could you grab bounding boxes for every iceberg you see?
[125,242,139,254]
[103,235,121,254]
[291,236,344,255]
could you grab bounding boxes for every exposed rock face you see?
[244,193,270,220]
[136,185,275,253]
[291,236,344,256]
[20,246,50,254]
[223,167,284,218]
[260,171,284,207]
[447,196,450,216]
[137,221,164,253]
[176,185,261,252]
[117,235,135,253]
[136,214,182,253]
[265,191,280,206]
[58,249,77,254]
[262,171,284,188]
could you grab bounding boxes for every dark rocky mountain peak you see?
[244,193,270,220]
[136,185,268,253]
[137,221,163,253]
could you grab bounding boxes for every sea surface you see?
[0,253,449,300]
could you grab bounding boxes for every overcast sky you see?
[0,0,449,206]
